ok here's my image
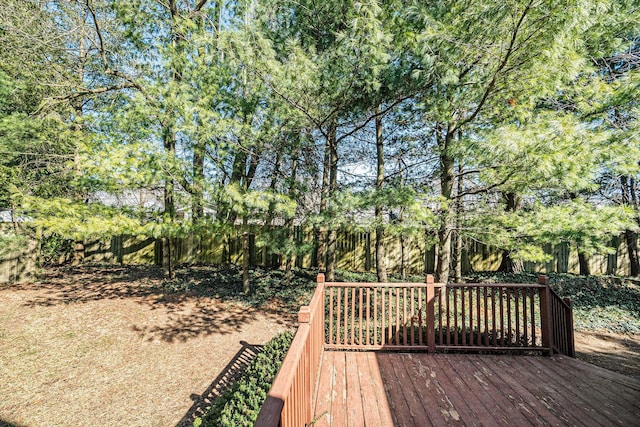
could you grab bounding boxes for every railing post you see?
[297,306,312,424]
[538,275,553,355]
[564,298,576,358]
[317,272,325,284]
[426,275,436,353]
[299,306,311,324]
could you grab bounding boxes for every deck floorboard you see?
[313,352,640,426]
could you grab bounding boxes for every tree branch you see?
[456,0,535,131]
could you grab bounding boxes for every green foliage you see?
[0,229,27,259]
[1,0,638,286]
[465,199,637,263]
[39,234,74,266]
[156,265,318,315]
[195,331,294,427]
[26,198,148,241]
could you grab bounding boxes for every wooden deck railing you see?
[539,275,576,357]
[255,274,574,426]
[254,278,325,427]
[323,275,575,355]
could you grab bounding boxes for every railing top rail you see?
[446,283,547,289]
[323,281,441,288]
[322,281,547,289]
[254,323,310,426]
[548,286,573,309]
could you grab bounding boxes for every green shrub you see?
[194,331,294,427]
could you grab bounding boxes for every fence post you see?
[538,275,553,355]
[426,275,436,353]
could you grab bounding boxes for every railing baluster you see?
[373,288,377,346]
[395,287,400,345]
[438,287,443,346]
[410,287,415,345]
[351,287,356,345]
[366,288,370,346]
[461,286,466,346]
[336,288,341,345]
[388,287,393,345]
[403,287,408,346]
[530,288,536,347]
[453,288,459,346]
[491,287,497,346]
[515,288,520,345]
[381,287,386,345]
[446,286,451,346]
[468,287,474,346]
[328,288,334,345]
[507,287,513,344]
[358,287,363,346]
[476,286,481,346]
[344,287,349,345]
[499,287,505,346]
[418,288,423,345]
[483,287,489,346]
[427,276,436,352]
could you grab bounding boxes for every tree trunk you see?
[162,126,176,279]
[264,150,282,267]
[578,250,590,276]
[375,105,388,282]
[621,176,640,276]
[326,121,338,281]
[316,126,331,273]
[242,217,250,294]
[498,192,522,273]
[625,229,639,277]
[192,139,205,221]
[436,125,455,283]
[285,147,299,280]
[160,2,185,280]
[453,161,463,282]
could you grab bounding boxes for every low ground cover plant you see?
[194,331,294,427]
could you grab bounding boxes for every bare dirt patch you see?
[0,266,291,427]
[575,331,640,380]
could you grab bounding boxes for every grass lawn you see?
[1,265,638,427]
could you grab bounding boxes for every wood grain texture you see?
[312,352,640,426]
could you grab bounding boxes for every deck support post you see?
[538,275,554,355]
[426,275,436,353]
[563,298,575,357]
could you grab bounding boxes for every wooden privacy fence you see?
[255,274,575,426]
[69,228,636,276]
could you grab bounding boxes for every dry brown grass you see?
[0,266,290,427]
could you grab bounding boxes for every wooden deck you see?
[313,351,640,426]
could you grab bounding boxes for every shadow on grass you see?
[175,341,262,427]
[0,419,27,427]
[5,264,312,342]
